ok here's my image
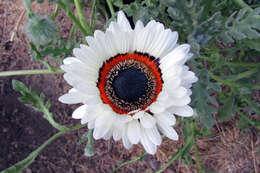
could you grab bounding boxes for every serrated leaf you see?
[191,69,218,128]
[12,80,67,131]
[218,94,235,122]
[222,7,260,42]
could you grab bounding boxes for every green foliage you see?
[25,14,59,46]
[191,70,219,128]
[4,0,260,171]
[12,80,68,131]
[218,94,235,122]
[221,7,260,42]
[84,130,95,157]
[77,130,95,157]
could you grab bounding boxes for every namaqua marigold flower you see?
[59,11,198,154]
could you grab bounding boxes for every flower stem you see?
[0,123,88,173]
[106,0,115,16]
[50,4,59,20]
[56,0,88,36]
[112,152,147,173]
[238,111,260,130]
[74,0,93,34]
[232,0,253,12]
[90,0,97,28]
[0,69,64,77]
[155,135,194,173]
[194,140,204,173]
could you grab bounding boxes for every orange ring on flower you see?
[97,53,163,115]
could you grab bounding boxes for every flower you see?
[59,11,198,154]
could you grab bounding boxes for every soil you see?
[0,0,259,173]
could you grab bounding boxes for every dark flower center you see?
[97,53,163,115]
[112,68,148,102]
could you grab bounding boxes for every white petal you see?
[132,111,144,119]
[181,71,198,85]
[140,127,157,154]
[81,111,98,124]
[73,46,101,68]
[63,57,80,65]
[167,87,187,99]
[122,126,132,149]
[59,92,84,104]
[156,117,179,140]
[169,95,191,107]
[164,77,182,90]
[113,125,123,141]
[87,120,95,128]
[95,111,114,128]
[127,120,141,144]
[160,44,190,71]
[72,105,87,119]
[86,36,107,61]
[140,113,156,129]
[117,11,132,32]
[93,125,111,139]
[103,127,113,140]
[167,105,194,117]
[80,104,103,124]
[144,126,162,146]
[155,112,176,126]
[149,102,165,114]
[134,20,144,32]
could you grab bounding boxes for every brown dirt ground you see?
[0,0,259,173]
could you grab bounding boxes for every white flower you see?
[59,11,198,154]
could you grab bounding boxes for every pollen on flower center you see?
[97,52,163,115]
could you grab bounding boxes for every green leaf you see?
[222,7,260,42]
[243,38,260,51]
[218,94,235,122]
[12,80,68,131]
[191,69,218,128]
[25,14,59,46]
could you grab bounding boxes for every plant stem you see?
[50,4,59,20]
[90,0,97,28]
[232,0,253,12]
[0,123,88,173]
[155,136,194,173]
[194,140,204,173]
[57,0,88,36]
[238,111,260,130]
[0,69,64,77]
[23,0,33,17]
[230,68,258,82]
[112,152,147,173]
[74,0,92,34]
[106,0,115,16]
